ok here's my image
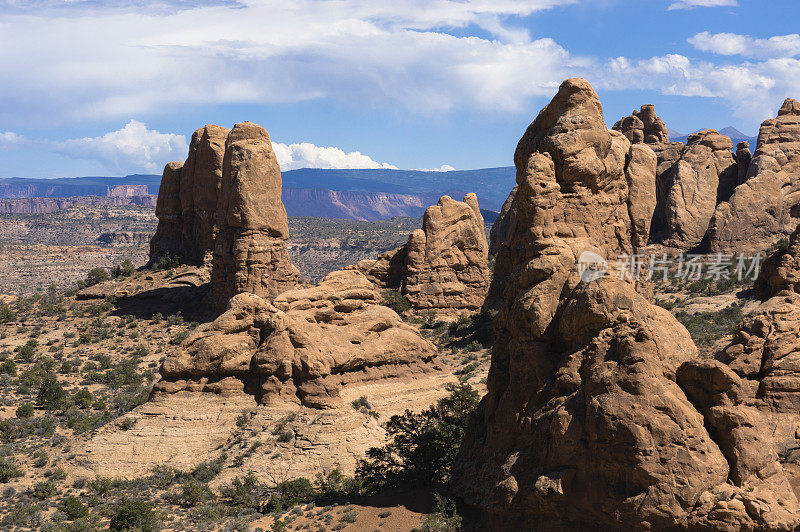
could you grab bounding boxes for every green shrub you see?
[0,456,23,482]
[266,478,316,512]
[381,289,411,315]
[675,303,746,349]
[0,302,17,323]
[84,268,110,287]
[220,474,265,511]
[16,403,34,419]
[357,382,479,492]
[16,339,38,363]
[340,509,358,523]
[36,373,67,410]
[32,480,57,500]
[190,456,225,482]
[109,499,159,532]
[166,312,184,326]
[152,253,181,271]
[180,478,214,508]
[170,330,190,345]
[351,396,372,411]
[112,260,136,278]
[72,389,94,409]
[0,358,16,375]
[59,495,88,519]
[417,495,462,531]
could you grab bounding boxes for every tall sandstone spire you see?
[149,124,229,266]
[210,122,300,311]
[451,78,799,531]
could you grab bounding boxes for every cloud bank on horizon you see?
[0,0,798,176]
[0,121,402,175]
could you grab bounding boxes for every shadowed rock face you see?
[662,129,737,248]
[149,125,229,266]
[613,106,747,249]
[355,193,490,312]
[709,98,800,253]
[451,78,799,531]
[210,122,300,311]
[156,269,438,408]
[180,125,229,264]
[149,161,184,262]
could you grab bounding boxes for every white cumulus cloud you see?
[0,131,22,146]
[272,142,397,171]
[54,120,188,174]
[413,164,456,172]
[667,0,737,10]
[595,53,798,123]
[689,32,800,59]
[0,0,583,126]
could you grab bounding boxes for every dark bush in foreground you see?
[0,456,23,483]
[357,382,479,492]
[109,499,159,532]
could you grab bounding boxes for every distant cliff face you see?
[281,187,427,220]
[106,184,149,198]
[0,195,157,214]
[0,187,430,220]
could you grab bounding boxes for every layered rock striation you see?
[451,78,799,531]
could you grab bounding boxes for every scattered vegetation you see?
[675,303,746,349]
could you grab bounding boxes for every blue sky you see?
[0,0,798,177]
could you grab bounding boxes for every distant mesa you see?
[0,183,156,214]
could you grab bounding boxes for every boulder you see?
[451,78,799,531]
[355,193,490,312]
[708,98,800,253]
[210,122,300,311]
[157,269,438,409]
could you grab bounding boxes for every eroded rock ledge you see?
[155,269,438,409]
